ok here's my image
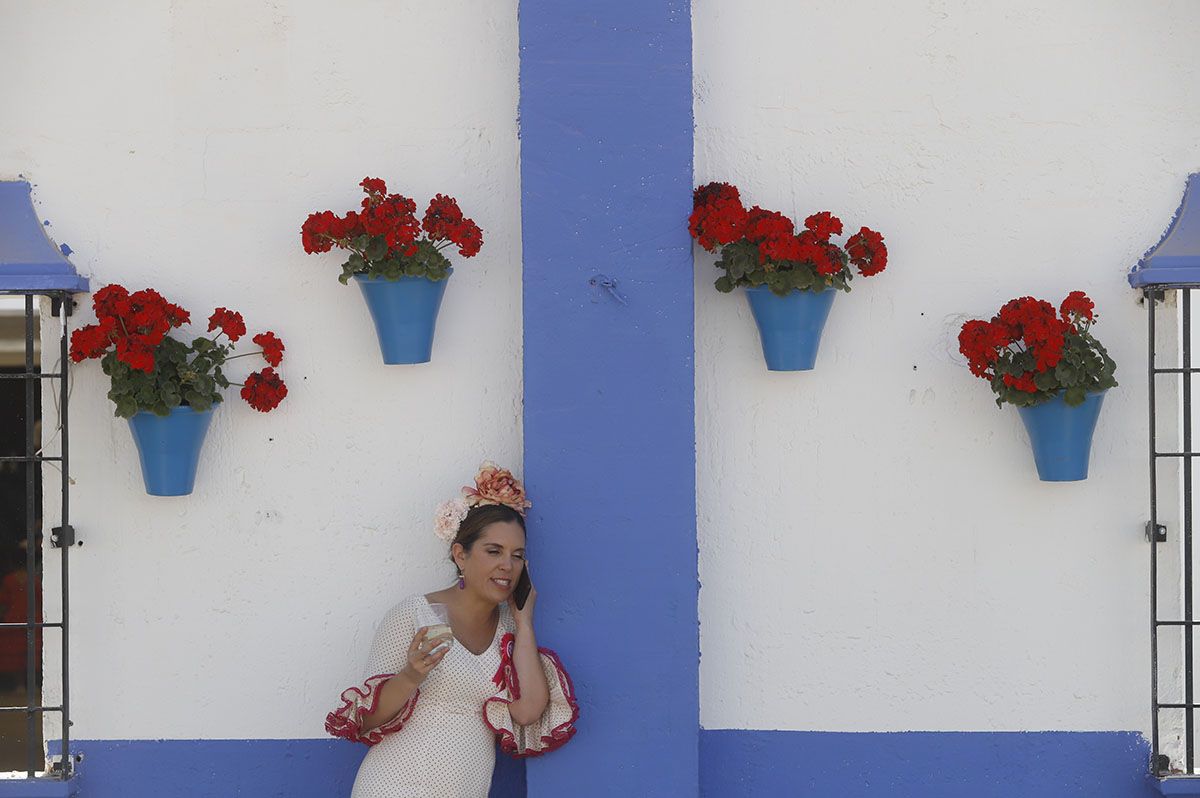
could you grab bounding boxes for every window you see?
[1134,173,1200,782]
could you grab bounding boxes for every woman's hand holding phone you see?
[510,565,536,628]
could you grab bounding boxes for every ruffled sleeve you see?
[325,598,421,746]
[483,633,579,758]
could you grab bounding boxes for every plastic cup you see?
[426,603,453,652]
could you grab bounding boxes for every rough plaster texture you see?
[694,0,1200,732]
[0,1,521,740]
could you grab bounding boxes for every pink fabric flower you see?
[462,461,531,515]
[434,498,470,543]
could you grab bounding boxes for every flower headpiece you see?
[433,461,531,543]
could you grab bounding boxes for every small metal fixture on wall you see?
[1130,173,1200,791]
[0,180,87,785]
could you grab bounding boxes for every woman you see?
[327,462,578,798]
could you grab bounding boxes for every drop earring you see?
[457,571,465,590]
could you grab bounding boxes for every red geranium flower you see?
[804,211,843,242]
[115,333,156,373]
[69,318,116,363]
[846,227,887,276]
[208,307,246,343]
[958,291,1116,409]
[74,283,294,423]
[693,182,741,207]
[303,178,484,281]
[423,194,465,238]
[1060,290,1095,322]
[252,331,285,367]
[744,207,795,243]
[995,297,1068,371]
[689,196,749,251]
[957,319,1012,379]
[451,219,484,257]
[1002,371,1039,393]
[360,177,387,196]
[241,368,288,413]
[688,182,889,295]
[361,193,421,254]
[758,235,802,264]
[92,284,131,321]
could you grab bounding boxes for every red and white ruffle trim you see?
[325,674,420,746]
[483,633,579,758]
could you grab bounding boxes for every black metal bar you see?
[1149,288,1162,774]
[59,295,71,775]
[23,296,36,778]
[1155,368,1200,374]
[1156,453,1200,459]
[0,623,61,630]
[0,456,62,463]
[1184,288,1194,773]
[50,525,73,549]
[0,706,62,714]
[0,373,63,380]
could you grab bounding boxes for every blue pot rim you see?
[352,268,454,284]
[743,284,837,297]
[1019,388,1110,409]
[129,404,217,420]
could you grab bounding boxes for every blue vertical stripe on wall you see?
[518,1,698,796]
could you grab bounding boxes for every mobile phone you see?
[514,564,532,611]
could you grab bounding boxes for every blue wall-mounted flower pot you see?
[127,405,215,496]
[744,285,837,371]
[354,272,451,365]
[1016,391,1107,482]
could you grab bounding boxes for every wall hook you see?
[589,273,627,305]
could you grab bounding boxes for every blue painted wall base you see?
[1158,776,1200,796]
[700,730,1159,798]
[52,732,1164,795]
[51,740,523,798]
[0,776,77,797]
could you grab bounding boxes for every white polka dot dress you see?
[326,593,579,798]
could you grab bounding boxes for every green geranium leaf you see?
[1033,369,1058,391]
[114,396,137,418]
[365,236,388,262]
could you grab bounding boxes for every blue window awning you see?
[0,180,89,294]
[1131,173,1200,289]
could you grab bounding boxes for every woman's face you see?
[456,520,526,604]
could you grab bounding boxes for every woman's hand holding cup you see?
[404,626,452,680]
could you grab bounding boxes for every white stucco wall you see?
[695,1,1200,732]
[1,1,521,740]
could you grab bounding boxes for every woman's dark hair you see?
[450,504,526,570]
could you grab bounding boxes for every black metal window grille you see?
[1147,286,1200,778]
[0,292,75,779]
